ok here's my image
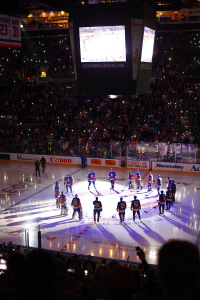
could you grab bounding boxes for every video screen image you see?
[141,26,155,63]
[79,25,126,63]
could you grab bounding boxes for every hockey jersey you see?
[117,201,126,212]
[93,200,102,210]
[108,171,116,181]
[88,172,96,181]
[64,176,73,185]
[71,197,81,208]
[131,199,141,211]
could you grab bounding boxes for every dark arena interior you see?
[0,1,200,300]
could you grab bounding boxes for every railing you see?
[1,138,200,164]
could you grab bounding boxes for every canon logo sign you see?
[133,33,139,64]
[50,157,72,164]
[131,20,142,27]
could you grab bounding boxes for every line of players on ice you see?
[54,169,177,222]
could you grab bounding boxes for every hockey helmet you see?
[161,190,164,194]
[90,170,93,172]
[134,195,137,199]
[120,197,123,201]
[67,174,69,177]
[136,169,139,172]
[56,181,59,184]
[149,171,151,174]
[172,180,175,183]
[167,176,170,179]
[96,197,98,200]
[129,170,131,173]
[157,175,160,178]
[75,194,78,198]
[111,168,113,171]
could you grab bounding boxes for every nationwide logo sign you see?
[155,163,184,170]
[17,155,33,161]
[190,165,200,172]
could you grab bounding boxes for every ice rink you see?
[0,161,200,265]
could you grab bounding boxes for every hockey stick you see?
[112,211,118,218]
[144,205,158,213]
[145,187,156,197]
[121,182,129,192]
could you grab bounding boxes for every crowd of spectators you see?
[0,29,200,160]
[0,239,199,300]
[0,36,73,79]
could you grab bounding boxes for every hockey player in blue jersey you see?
[156,175,162,195]
[128,170,134,189]
[167,176,172,188]
[166,187,173,210]
[158,190,166,214]
[88,170,96,190]
[108,168,116,190]
[93,197,102,223]
[117,197,126,223]
[55,181,60,208]
[64,174,73,193]
[59,191,67,215]
[71,194,82,220]
[148,172,153,191]
[131,195,141,221]
[136,170,143,190]
[171,180,177,206]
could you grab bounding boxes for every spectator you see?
[158,240,200,299]
[83,255,96,274]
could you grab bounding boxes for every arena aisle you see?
[0,161,199,265]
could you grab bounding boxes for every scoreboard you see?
[69,2,156,95]
[0,13,21,48]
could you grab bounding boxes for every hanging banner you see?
[69,21,77,80]
[10,15,21,48]
[131,18,143,80]
[0,13,10,47]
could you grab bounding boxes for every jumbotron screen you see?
[141,26,155,63]
[79,25,126,63]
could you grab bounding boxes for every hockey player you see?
[55,181,60,208]
[136,170,143,190]
[156,175,162,195]
[167,176,172,189]
[59,191,67,215]
[71,194,82,220]
[93,197,102,223]
[117,197,126,223]
[128,170,134,189]
[158,190,166,214]
[64,174,73,193]
[131,195,141,221]
[88,170,96,190]
[148,172,153,191]
[108,168,116,190]
[166,187,173,210]
[171,180,177,206]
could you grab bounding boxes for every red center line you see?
[59,222,94,252]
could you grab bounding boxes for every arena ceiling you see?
[0,0,197,16]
